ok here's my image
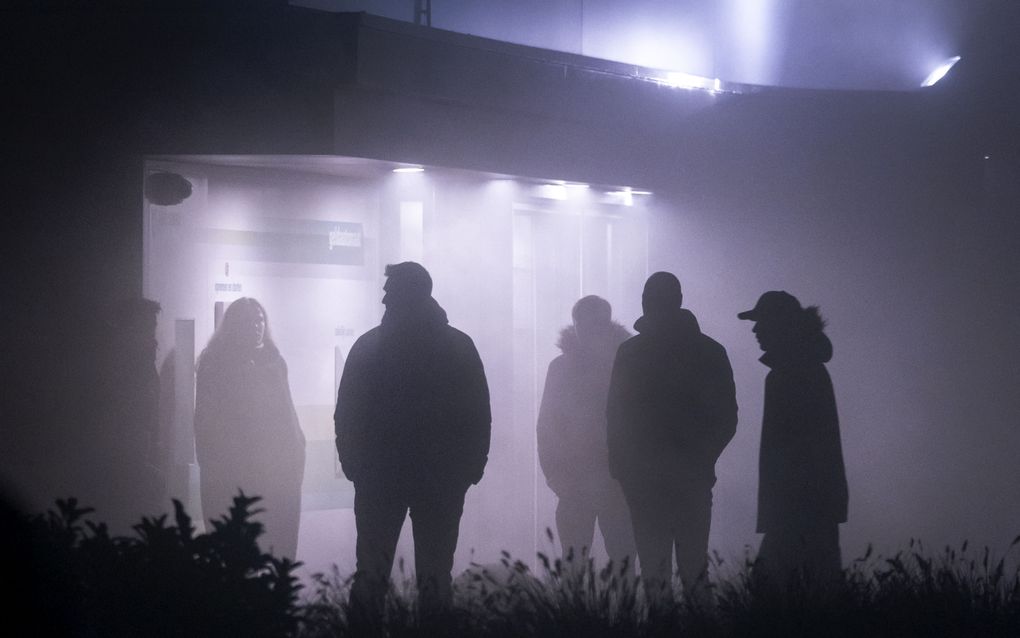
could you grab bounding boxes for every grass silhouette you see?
[10,498,1020,637]
[299,534,1020,637]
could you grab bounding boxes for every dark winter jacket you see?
[607,308,737,487]
[538,322,631,498]
[194,345,306,514]
[334,297,491,490]
[756,323,848,532]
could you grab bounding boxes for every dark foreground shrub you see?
[21,493,302,637]
[12,497,1020,638]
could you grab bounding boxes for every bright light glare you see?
[658,71,724,94]
[921,56,961,87]
[536,184,567,200]
[607,190,634,207]
[392,166,425,173]
[663,71,715,90]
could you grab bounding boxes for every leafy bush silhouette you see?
[23,492,302,637]
[15,500,1020,638]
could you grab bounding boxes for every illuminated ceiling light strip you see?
[658,71,724,92]
[606,188,634,206]
[921,56,961,87]
[392,166,425,173]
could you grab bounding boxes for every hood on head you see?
[801,306,832,363]
[760,305,833,366]
[633,307,701,339]
[557,320,630,356]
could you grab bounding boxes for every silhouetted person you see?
[607,272,737,604]
[738,291,848,589]
[335,262,491,615]
[538,295,636,569]
[194,297,305,558]
[97,298,164,533]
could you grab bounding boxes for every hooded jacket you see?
[334,297,491,490]
[537,321,631,498]
[756,314,848,532]
[606,308,737,486]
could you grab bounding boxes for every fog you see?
[140,157,653,578]
[134,146,1020,584]
[2,0,1018,593]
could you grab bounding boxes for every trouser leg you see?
[622,482,674,603]
[597,482,637,577]
[802,522,842,585]
[758,521,842,591]
[351,484,408,616]
[409,484,467,612]
[755,528,794,590]
[556,494,597,561]
[672,486,713,604]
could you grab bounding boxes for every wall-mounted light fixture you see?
[145,171,192,206]
[921,56,961,87]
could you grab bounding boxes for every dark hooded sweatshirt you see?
[607,308,737,487]
[756,326,848,532]
[334,297,491,491]
[537,321,631,498]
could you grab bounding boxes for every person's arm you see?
[334,338,370,482]
[193,363,228,472]
[278,358,306,454]
[699,344,738,463]
[537,358,569,492]
[460,337,492,485]
[605,345,633,480]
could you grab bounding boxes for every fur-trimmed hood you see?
[760,306,833,368]
[556,321,631,359]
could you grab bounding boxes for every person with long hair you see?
[194,297,306,558]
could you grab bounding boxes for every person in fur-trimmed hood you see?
[538,295,636,570]
[739,291,848,590]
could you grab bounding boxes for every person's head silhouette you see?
[738,291,827,357]
[382,262,433,312]
[642,272,683,317]
[572,295,612,341]
[219,297,270,351]
[200,297,278,369]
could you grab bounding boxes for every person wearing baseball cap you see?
[739,291,848,590]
